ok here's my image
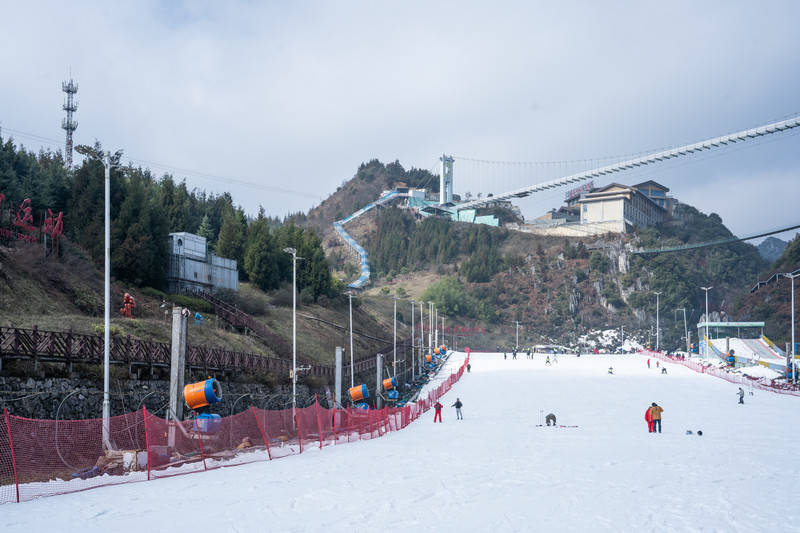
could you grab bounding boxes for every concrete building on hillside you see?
[167,232,238,294]
[577,183,667,233]
[633,180,676,215]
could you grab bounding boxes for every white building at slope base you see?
[167,232,238,294]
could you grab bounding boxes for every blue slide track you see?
[334,191,404,289]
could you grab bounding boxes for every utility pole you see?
[392,296,397,376]
[102,151,111,450]
[347,291,354,387]
[515,321,520,350]
[61,78,78,169]
[701,287,713,357]
[410,299,415,381]
[434,306,438,348]
[676,308,689,353]
[442,316,446,348]
[283,247,302,421]
[780,273,797,384]
[419,301,424,369]
[654,291,662,352]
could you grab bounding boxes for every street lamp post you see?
[654,292,662,352]
[701,286,713,357]
[515,320,519,350]
[283,247,302,420]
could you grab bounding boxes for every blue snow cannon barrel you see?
[355,402,369,411]
[193,413,222,434]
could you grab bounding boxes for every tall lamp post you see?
[779,273,798,383]
[75,146,114,450]
[654,291,662,352]
[283,247,302,419]
[701,286,713,357]
[419,301,424,370]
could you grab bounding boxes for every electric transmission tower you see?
[61,77,78,169]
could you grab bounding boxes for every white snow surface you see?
[3,352,799,532]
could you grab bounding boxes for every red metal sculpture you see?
[120,292,136,318]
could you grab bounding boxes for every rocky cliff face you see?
[758,237,788,263]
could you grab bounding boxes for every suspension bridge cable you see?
[633,223,800,255]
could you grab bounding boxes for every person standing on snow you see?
[504,351,507,360]
[647,359,651,368]
[645,406,654,433]
[452,398,463,420]
[433,401,443,423]
[650,403,663,433]
[467,363,471,373]
[545,355,551,365]
[553,353,559,364]
[738,387,745,404]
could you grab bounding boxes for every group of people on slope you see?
[433,398,463,422]
[644,402,664,433]
[646,358,668,374]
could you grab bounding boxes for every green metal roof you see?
[696,321,764,328]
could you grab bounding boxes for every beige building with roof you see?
[577,183,667,233]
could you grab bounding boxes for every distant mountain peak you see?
[758,236,788,263]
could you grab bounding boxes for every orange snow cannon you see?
[349,384,369,401]
[425,354,433,363]
[382,377,397,391]
[434,347,440,355]
[184,378,222,410]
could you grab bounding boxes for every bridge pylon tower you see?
[439,154,454,205]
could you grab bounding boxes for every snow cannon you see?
[184,378,222,410]
[425,354,433,363]
[349,384,369,402]
[193,413,222,434]
[382,377,397,391]
[387,389,399,400]
[440,345,447,355]
[355,402,369,410]
[434,347,440,355]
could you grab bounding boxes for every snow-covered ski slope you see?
[4,352,799,532]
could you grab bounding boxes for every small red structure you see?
[120,293,136,318]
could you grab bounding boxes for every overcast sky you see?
[1,1,798,242]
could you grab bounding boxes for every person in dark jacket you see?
[467,363,471,373]
[452,398,463,420]
[545,413,557,426]
[433,401,443,423]
[738,387,745,404]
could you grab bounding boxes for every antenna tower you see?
[61,78,78,169]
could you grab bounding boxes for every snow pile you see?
[3,353,798,532]
[735,365,782,380]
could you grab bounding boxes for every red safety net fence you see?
[0,352,470,503]
[640,350,800,397]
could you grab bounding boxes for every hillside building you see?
[167,232,238,294]
[633,180,676,215]
[577,183,667,233]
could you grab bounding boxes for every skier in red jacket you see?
[645,406,654,433]
[433,401,443,423]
